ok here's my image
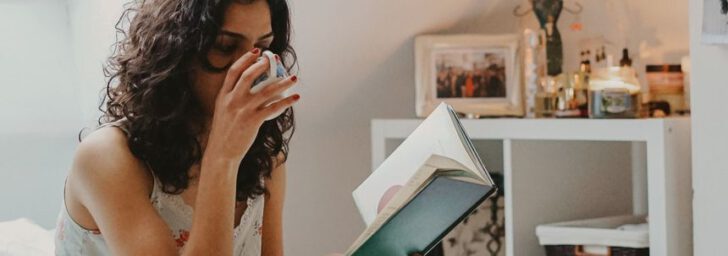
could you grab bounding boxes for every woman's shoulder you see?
[63,125,156,231]
[69,125,154,199]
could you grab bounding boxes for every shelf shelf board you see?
[372,117,690,142]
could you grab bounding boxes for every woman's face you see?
[190,0,274,118]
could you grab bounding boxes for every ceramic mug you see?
[250,50,290,120]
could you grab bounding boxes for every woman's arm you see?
[182,156,240,255]
[186,48,298,254]
[262,154,287,256]
[71,127,244,256]
[69,127,181,255]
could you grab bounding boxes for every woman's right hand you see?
[203,48,299,166]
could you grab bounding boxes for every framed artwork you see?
[415,34,523,118]
[702,0,728,44]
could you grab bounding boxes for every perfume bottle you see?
[620,48,632,67]
[535,74,564,118]
[571,70,590,118]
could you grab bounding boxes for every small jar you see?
[645,64,685,112]
[588,67,642,119]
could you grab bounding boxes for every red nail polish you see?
[291,75,298,82]
[275,54,280,61]
[250,48,260,54]
[293,94,300,100]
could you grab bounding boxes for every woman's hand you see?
[203,48,299,166]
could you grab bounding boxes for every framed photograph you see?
[415,34,523,118]
[702,0,728,44]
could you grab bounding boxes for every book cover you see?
[352,175,495,255]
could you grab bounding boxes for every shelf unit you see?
[370,118,692,256]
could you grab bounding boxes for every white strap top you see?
[54,120,264,255]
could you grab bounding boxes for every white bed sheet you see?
[0,218,54,256]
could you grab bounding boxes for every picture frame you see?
[415,34,523,118]
[702,0,728,44]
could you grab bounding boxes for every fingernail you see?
[291,75,298,82]
[275,54,280,61]
[293,94,300,100]
[250,48,260,54]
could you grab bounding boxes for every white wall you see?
[689,1,728,255]
[0,0,82,228]
[0,0,82,134]
[66,0,127,127]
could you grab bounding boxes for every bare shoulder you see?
[68,126,154,204]
[64,126,179,254]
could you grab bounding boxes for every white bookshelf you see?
[370,118,692,256]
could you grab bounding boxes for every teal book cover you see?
[351,175,496,256]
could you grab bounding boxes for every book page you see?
[447,106,492,184]
[353,103,492,225]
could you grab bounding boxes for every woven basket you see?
[545,244,649,256]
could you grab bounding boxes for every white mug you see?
[250,50,290,120]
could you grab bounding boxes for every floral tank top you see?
[54,120,265,255]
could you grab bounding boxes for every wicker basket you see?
[536,215,649,256]
[544,245,649,256]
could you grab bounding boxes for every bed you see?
[0,218,55,255]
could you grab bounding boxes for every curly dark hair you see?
[80,0,296,203]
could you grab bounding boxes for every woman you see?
[54,0,299,255]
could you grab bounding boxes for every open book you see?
[346,103,496,255]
